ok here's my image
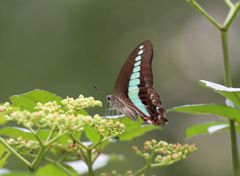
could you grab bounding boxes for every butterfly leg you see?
[105,108,116,117]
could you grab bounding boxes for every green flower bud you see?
[143,153,150,159]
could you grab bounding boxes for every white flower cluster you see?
[6,137,39,152]
[133,140,197,165]
[4,95,124,139]
[61,95,102,111]
[0,102,11,112]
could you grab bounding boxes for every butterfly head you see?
[106,95,113,102]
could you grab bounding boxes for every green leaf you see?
[168,104,240,123]
[2,172,31,176]
[185,121,229,139]
[0,127,52,142]
[76,109,88,115]
[0,127,34,140]
[84,125,101,144]
[200,80,240,108]
[0,116,6,125]
[10,89,62,111]
[0,144,10,168]
[119,117,160,141]
[35,163,78,176]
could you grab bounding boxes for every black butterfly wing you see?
[114,40,153,93]
[113,40,167,125]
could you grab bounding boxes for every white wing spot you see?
[147,120,152,124]
[139,45,144,49]
[152,99,156,104]
[150,94,154,99]
[138,50,144,55]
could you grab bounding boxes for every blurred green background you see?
[1,0,240,175]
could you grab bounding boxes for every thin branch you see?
[0,137,32,167]
[44,157,72,176]
[78,148,88,162]
[225,0,235,9]
[31,147,46,168]
[45,126,56,143]
[28,127,44,147]
[93,145,103,163]
[70,135,88,151]
[45,131,67,146]
[223,2,240,29]
[186,0,222,29]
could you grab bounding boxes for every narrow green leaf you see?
[84,125,101,144]
[168,104,240,122]
[200,80,240,108]
[10,89,62,111]
[119,117,160,141]
[185,122,229,139]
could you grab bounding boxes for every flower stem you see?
[186,1,240,175]
[87,149,94,176]
[223,2,240,29]
[0,137,32,167]
[31,147,46,169]
[220,31,232,87]
[45,157,72,176]
[187,0,221,29]
[133,164,150,176]
[220,30,240,176]
[134,151,154,176]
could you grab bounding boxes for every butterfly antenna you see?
[93,85,108,95]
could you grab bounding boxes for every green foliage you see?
[169,103,240,122]
[0,116,6,125]
[182,1,240,175]
[185,121,229,139]
[0,144,10,168]
[10,89,62,111]
[200,80,240,108]
[119,118,160,141]
[85,125,101,144]
[170,80,240,138]
[101,140,197,176]
[2,172,31,176]
[0,89,178,176]
[35,164,78,176]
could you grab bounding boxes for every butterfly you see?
[106,40,168,126]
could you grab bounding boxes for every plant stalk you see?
[45,157,72,176]
[87,149,94,176]
[0,137,32,167]
[221,30,240,176]
[186,1,240,175]
[221,31,232,87]
[134,164,150,176]
[187,0,221,29]
[31,147,46,169]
